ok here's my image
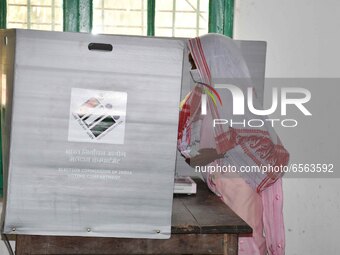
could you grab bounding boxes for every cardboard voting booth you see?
[0,29,184,239]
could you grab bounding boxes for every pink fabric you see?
[208,171,267,255]
[262,178,285,255]
[206,164,285,255]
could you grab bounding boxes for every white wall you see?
[234,0,340,78]
[234,0,340,254]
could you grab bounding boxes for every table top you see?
[171,177,252,235]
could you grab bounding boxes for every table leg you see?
[223,234,238,255]
[16,235,32,255]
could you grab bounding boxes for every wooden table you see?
[15,178,252,255]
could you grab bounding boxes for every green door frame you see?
[63,0,93,32]
[0,0,6,29]
[209,0,234,37]
[0,0,234,197]
[147,0,156,36]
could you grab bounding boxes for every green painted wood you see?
[224,0,234,37]
[79,0,92,33]
[63,0,78,32]
[208,0,224,34]
[63,0,92,32]
[147,0,155,36]
[208,0,234,37]
[0,0,6,29]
